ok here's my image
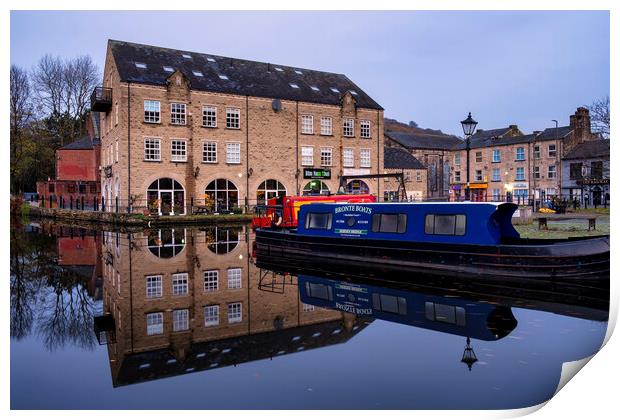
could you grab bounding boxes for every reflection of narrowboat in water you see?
[255,202,609,281]
[299,275,517,341]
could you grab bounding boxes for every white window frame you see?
[343,148,354,167]
[172,309,189,332]
[228,302,242,324]
[320,117,333,135]
[226,108,240,129]
[204,305,220,327]
[172,272,189,296]
[203,141,217,163]
[146,275,163,298]
[171,139,187,162]
[516,167,525,181]
[144,100,161,123]
[301,115,314,134]
[548,165,557,179]
[454,171,461,182]
[204,270,218,292]
[455,154,461,166]
[301,146,314,166]
[115,140,119,163]
[226,142,241,164]
[343,118,354,137]
[533,145,541,159]
[548,144,557,158]
[144,138,161,161]
[360,149,371,168]
[475,170,483,182]
[360,120,371,138]
[516,147,525,161]
[492,149,501,163]
[170,103,186,125]
[202,106,217,127]
[492,168,501,182]
[320,147,333,167]
[227,268,242,289]
[146,312,164,335]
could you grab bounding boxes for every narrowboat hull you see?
[254,229,610,282]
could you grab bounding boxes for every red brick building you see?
[36,113,102,208]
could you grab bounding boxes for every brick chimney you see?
[569,107,592,142]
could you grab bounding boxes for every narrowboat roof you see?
[295,202,520,245]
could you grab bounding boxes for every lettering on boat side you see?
[335,228,367,235]
[334,205,373,214]
[335,302,374,316]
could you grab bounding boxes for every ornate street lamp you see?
[461,337,478,371]
[461,112,478,201]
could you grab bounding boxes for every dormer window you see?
[192,70,204,77]
[219,74,229,80]
[163,66,174,72]
[310,86,320,91]
[135,62,147,69]
[207,57,216,62]
[289,83,299,89]
[182,54,192,59]
[330,87,340,93]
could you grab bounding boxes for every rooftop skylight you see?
[350,90,358,95]
[163,66,174,72]
[207,57,216,62]
[289,83,299,89]
[310,86,320,91]
[275,67,284,72]
[193,70,204,77]
[135,62,147,69]
[330,87,340,93]
[295,70,303,75]
[219,74,229,80]
[182,54,192,59]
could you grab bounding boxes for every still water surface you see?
[10,221,609,409]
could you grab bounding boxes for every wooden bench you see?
[536,216,596,231]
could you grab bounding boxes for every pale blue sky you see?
[10,10,609,136]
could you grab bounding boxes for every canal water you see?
[10,220,609,410]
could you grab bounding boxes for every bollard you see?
[115,196,119,213]
[70,196,74,210]
[102,197,106,212]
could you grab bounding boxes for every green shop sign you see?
[303,168,331,179]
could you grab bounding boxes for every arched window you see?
[303,181,330,195]
[204,226,242,254]
[205,179,239,212]
[346,180,370,194]
[147,229,186,258]
[257,179,287,205]
[146,178,185,215]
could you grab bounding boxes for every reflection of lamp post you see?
[461,113,478,201]
[461,337,478,371]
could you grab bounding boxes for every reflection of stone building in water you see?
[100,226,367,386]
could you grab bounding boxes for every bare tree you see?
[588,96,610,139]
[31,54,99,146]
[10,65,33,135]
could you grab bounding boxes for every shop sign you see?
[303,168,331,179]
[577,178,610,186]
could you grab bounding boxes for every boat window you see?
[425,302,466,326]
[371,213,407,233]
[305,282,333,301]
[372,293,407,315]
[305,212,332,230]
[424,214,466,236]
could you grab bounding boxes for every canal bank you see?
[15,202,254,227]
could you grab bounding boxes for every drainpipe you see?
[126,83,131,213]
[246,95,249,210]
[296,101,299,195]
[377,110,381,198]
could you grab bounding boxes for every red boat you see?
[252,194,376,229]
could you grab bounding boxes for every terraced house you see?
[93,40,384,215]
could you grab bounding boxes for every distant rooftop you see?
[108,40,383,110]
[564,139,610,160]
[59,135,99,150]
[385,131,463,151]
[384,147,426,169]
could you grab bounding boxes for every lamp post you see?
[461,112,478,201]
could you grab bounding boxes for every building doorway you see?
[303,181,330,195]
[257,179,287,205]
[592,187,602,206]
[147,178,185,216]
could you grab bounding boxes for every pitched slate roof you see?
[564,140,610,160]
[470,127,513,141]
[457,133,538,150]
[535,126,573,140]
[385,131,463,150]
[384,147,426,170]
[59,135,97,150]
[109,40,382,110]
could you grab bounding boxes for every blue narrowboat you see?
[298,275,517,341]
[255,202,609,280]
